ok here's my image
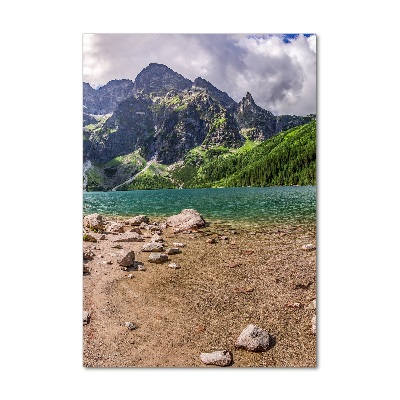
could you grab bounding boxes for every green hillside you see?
[172,120,316,188]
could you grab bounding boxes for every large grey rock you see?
[150,233,164,242]
[166,209,205,230]
[166,248,181,255]
[83,213,104,232]
[127,215,149,226]
[148,253,169,263]
[200,350,232,366]
[235,324,270,352]
[107,222,125,233]
[117,251,135,267]
[111,233,144,243]
[142,242,164,252]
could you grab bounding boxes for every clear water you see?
[83,186,316,227]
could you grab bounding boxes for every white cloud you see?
[83,34,316,116]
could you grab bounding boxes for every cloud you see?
[83,34,316,116]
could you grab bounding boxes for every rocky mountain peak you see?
[193,77,236,109]
[133,63,192,95]
[83,79,134,115]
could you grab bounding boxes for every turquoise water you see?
[83,186,316,227]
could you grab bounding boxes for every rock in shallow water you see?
[235,324,270,352]
[166,209,205,231]
[200,350,232,366]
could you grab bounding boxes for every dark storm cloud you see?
[83,33,316,115]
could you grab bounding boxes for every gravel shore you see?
[83,215,316,367]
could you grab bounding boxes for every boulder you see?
[235,324,270,352]
[127,215,149,226]
[150,233,164,242]
[148,253,169,263]
[107,222,125,233]
[83,311,91,325]
[166,209,205,231]
[166,248,181,255]
[117,250,135,267]
[142,242,164,252]
[301,243,316,251]
[111,233,144,243]
[200,350,232,367]
[83,213,104,232]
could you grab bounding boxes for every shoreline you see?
[83,212,316,367]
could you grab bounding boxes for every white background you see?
[1,1,399,399]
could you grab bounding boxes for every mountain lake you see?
[83,186,316,228]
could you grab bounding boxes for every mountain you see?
[83,63,316,191]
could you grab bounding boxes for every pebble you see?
[125,322,137,330]
[301,243,316,251]
[235,324,270,352]
[307,299,316,310]
[128,274,134,279]
[138,265,146,271]
[200,350,232,367]
[168,263,181,269]
[173,242,185,248]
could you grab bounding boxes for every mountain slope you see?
[83,63,316,191]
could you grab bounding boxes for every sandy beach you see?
[83,213,316,367]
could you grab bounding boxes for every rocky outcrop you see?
[200,350,232,366]
[166,209,205,230]
[83,79,134,115]
[235,324,270,352]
